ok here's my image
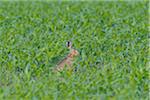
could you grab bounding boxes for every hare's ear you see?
[66,41,72,49]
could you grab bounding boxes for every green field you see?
[0,0,149,100]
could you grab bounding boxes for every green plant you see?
[0,0,149,100]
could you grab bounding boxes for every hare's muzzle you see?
[73,50,79,56]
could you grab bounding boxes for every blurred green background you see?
[0,0,149,99]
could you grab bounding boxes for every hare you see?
[53,41,79,72]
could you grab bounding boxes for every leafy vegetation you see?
[0,0,149,99]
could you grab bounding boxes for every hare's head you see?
[66,41,79,57]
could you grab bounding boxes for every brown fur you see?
[53,47,79,72]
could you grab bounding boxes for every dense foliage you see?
[0,1,149,99]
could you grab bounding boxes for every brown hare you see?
[53,41,79,72]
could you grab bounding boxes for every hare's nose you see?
[76,51,79,55]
